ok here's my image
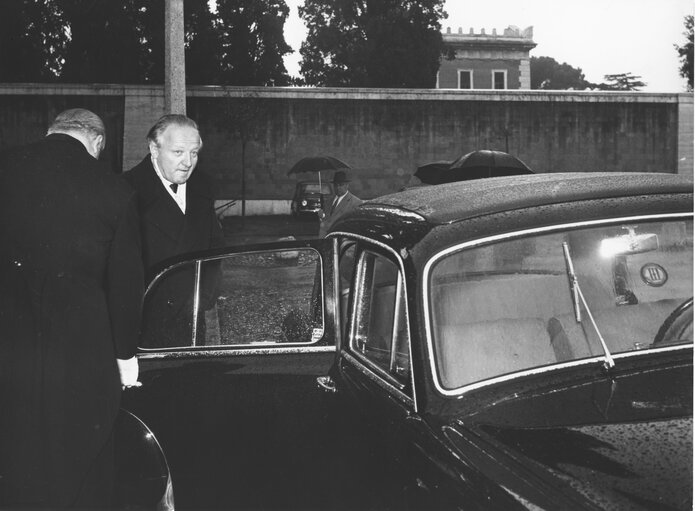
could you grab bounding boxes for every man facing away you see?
[318,170,363,238]
[123,114,224,348]
[0,108,144,508]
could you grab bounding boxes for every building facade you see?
[438,26,537,90]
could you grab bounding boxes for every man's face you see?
[150,125,201,184]
[335,182,349,196]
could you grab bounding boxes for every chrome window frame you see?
[423,212,694,398]
[350,249,406,385]
[328,232,417,412]
[140,246,327,352]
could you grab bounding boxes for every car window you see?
[141,248,324,348]
[302,183,332,194]
[350,249,410,388]
[338,240,357,336]
[430,219,693,390]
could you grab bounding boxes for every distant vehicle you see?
[290,181,331,217]
[120,172,692,510]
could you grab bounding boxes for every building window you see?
[492,70,507,89]
[458,70,473,89]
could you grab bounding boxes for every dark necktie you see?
[170,183,178,194]
[330,197,338,214]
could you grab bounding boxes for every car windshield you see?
[429,218,693,391]
[301,183,331,194]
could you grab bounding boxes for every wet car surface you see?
[120,172,693,510]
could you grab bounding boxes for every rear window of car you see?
[428,217,693,391]
[302,183,331,194]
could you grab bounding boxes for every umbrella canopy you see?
[413,160,454,185]
[443,150,533,183]
[287,156,351,175]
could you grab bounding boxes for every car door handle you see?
[316,375,337,393]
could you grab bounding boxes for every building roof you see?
[443,25,537,51]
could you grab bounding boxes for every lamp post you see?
[164,0,186,115]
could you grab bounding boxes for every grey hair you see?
[47,108,106,140]
[146,114,201,148]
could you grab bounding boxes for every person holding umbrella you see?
[318,170,362,238]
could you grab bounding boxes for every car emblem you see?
[640,263,668,287]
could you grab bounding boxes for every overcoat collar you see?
[45,133,91,156]
[130,156,213,245]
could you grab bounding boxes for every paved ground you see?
[221,214,320,246]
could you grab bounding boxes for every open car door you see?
[121,238,342,510]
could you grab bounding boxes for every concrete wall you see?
[0,84,692,215]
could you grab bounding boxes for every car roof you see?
[361,172,693,225]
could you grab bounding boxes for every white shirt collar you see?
[152,155,187,213]
[334,191,348,206]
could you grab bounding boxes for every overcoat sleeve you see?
[107,192,145,359]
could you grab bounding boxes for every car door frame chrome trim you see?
[328,231,418,412]
[143,246,327,349]
[422,212,693,397]
[341,351,415,408]
[138,345,336,360]
[191,260,202,347]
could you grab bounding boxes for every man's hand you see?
[117,357,142,389]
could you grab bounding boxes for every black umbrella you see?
[443,150,533,183]
[413,160,454,185]
[288,156,351,189]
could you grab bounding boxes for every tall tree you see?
[0,0,67,82]
[56,0,157,84]
[0,0,292,86]
[299,0,447,87]
[530,56,589,90]
[600,72,646,91]
[185,0,224,84]
[675,14,693,91]
[216,0,292,86]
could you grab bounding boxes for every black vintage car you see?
[290,180,332,217]
[120,172,693,510]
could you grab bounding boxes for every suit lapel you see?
[137,160,185,244]
[333,192,352,217]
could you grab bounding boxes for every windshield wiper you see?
[562,242,615,369]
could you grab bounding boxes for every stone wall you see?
[0,84,691,215]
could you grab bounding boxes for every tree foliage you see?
[675,14,694,91]
[598,73,646,91]
[215,0,292,86]
[0,0,68,82]
[0,0,292,85]
[298,0,447,87]
[530,56,589,90]
[56,0,160,84]
[531,56,646,91]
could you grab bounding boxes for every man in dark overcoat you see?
[123,114,223,348]
[0,109,144,508]
[318,170,363,238]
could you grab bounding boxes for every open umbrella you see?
[288,156,351,190]
[413,160,454,185]
[443,150,533,183]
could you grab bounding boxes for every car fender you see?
[114,408,174,511]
